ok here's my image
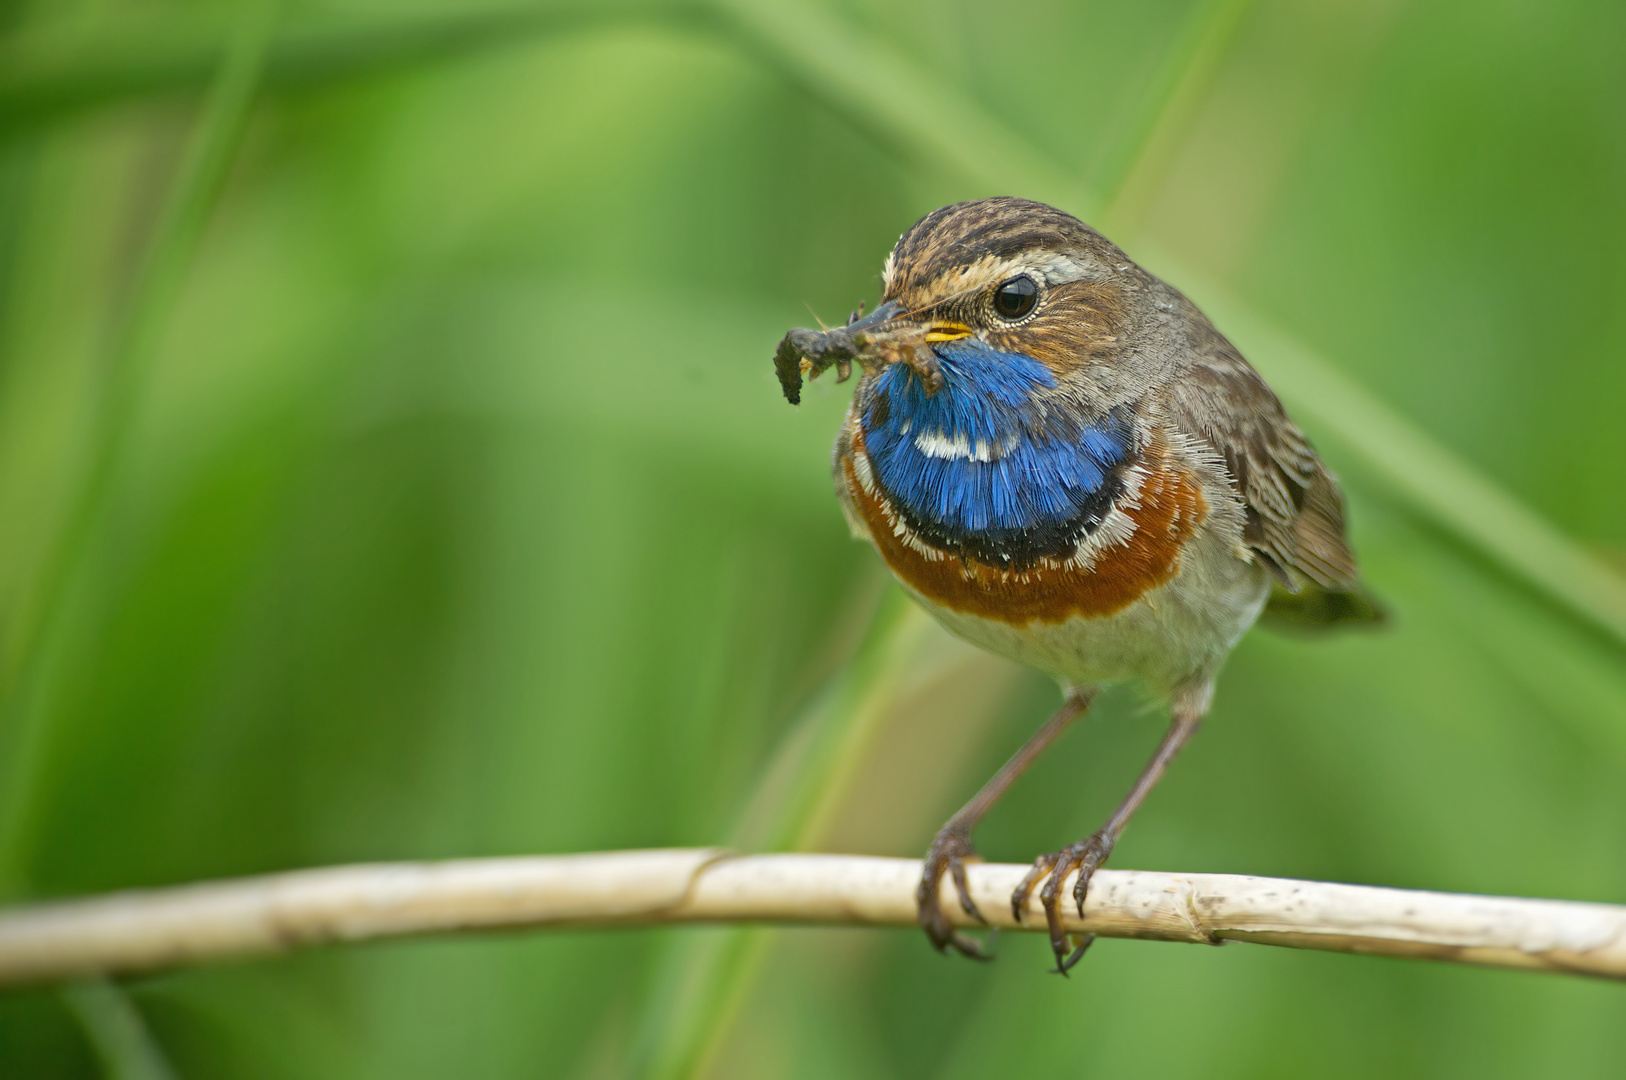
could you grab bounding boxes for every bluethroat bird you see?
[773,197,1380,973]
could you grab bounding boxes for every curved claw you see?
[1010,852,1057,923]
[1054,934,1096,975]
[1070,833,1114,918]
[943,929,996,962]
[948,850,984,921]
[1016,831,1115,974]
[917,827,991,959]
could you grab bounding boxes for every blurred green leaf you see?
[62,979,178,1080]
[0,0,281,894]
[718,0,1626,651]
[0,0,1622,1077]
[1192,281,1626,648]
[0,3,686,128]
[9,1,1621,650]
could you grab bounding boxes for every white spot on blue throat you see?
[912,430,1021,463]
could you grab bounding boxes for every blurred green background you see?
[1,0,1624,1075]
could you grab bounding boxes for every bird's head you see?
[775,198,1160,568]
[774,197,1141,407]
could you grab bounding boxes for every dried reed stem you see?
[1,850,1621,987]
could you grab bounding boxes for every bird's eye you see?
[993,275,1039,320]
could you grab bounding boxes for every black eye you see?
[993,275,1038,320]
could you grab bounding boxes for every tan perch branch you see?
[0,850,1622,988]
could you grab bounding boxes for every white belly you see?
[903,524,1270,696]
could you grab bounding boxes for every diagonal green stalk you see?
[3,0,1619,655]
[1092,0,1256,237]
[625,593,932,1079]
[0,1,685,130]
[711,0,1626,652]
[626,8,1272,1073]
[706,0,1079,208]
[1184,283,1626,641]
[63,978,180,1080]
[1,6,1621,1077]
[0,0,281,895]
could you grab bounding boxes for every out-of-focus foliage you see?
[1,0,1624,1076]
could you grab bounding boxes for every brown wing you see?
[1163,318,1367,605]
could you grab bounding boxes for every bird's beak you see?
[772,300,972,404]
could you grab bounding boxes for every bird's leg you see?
[917,688,1097,959]
[1013,692,1208,974]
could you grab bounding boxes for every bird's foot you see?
[1011,830,1114,975]
[916,825,993,960]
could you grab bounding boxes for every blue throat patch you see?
[861,339,1133,568]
